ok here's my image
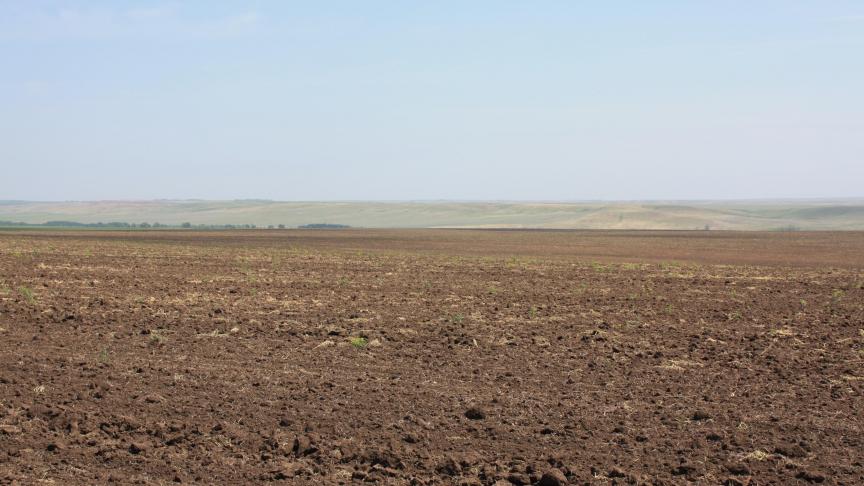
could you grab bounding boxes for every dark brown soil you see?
[1,230,862,484]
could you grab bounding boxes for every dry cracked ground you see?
[0,229,863,485]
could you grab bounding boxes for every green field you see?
[1,199,863,230]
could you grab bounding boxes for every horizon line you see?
[4,197,864,204]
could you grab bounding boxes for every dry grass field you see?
[3,200,864,230]
[1,229,863,484]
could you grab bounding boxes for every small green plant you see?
[18,286,35,304]
[450,314,464,324]
[97,347,110,363]
[528,306,537,319]
[349,336,368,348]
[829,289,845,315]
[658,261,680,271]
[148,332,165,346]
[338,277,350,286]
[487,286,499,295]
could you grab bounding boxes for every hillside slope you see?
[1,200,863,230]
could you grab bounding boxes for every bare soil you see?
[1,230,862,485]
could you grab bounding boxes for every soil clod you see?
[464,407,486,420]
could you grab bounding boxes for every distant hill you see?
[1,199,863,230]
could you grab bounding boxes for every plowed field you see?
[1,230,862,485]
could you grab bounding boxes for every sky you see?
[1,1,863,201]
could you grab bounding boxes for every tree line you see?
[0,221,350,229]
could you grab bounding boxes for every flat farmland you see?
[1,230,862,484]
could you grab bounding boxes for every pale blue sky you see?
[2,1,862,201]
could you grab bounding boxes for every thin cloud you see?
[211,11,259,35]
[0,5,261,41]
[125,6,176,21]
[828,14,864,22]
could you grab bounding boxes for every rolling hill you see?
[1,199,863,230]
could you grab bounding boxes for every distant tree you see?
[140,222,151,228]
[267,225,275,229]
[298,223,351,229]
[181,222,192,228]
[277,224,285,229]
[704,224,710,231]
